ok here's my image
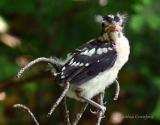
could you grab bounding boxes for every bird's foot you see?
[90,105,106,116]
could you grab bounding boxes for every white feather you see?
[97,48,103,55]
[80,48,96,56]
[102,48,108,53]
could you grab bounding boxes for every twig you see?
[17,57,60,78]
[96,92,105,125]
[63,96,71,125]
[113,80,120,101]
[48,82,70,117]
[13,104,39,125]
[73,103,88,125]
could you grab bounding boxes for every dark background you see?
[0,0,160,125]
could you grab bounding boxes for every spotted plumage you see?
[59,40,117,84]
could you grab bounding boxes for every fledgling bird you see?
[17,13,130,116]
[54,13,130,113]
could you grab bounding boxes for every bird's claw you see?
[113,97,118,101]
[90,106,106,115]
[90,108,98,114]
[100,106,106,115]
[103,101,107,105]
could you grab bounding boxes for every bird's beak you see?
[107,23,122,33]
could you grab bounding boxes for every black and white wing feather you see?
[59,39,117,84]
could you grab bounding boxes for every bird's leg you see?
[113,80,120,101]
[72,103,88,125]
[79,96,106,114]
[96,92,105,125]
[48,82,70,117]
[17,57,60,78]
[63,96,71,125]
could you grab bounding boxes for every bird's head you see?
[100,13,126,41]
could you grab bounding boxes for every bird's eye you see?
[103,16,113,23]
[102,23,105,27]
[114,16,120,22]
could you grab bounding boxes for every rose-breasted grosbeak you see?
[17,13,130,116]
[55,13,130,113]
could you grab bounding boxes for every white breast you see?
[114,33,130,69]
[66,33,130,101]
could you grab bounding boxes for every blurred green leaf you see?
[133,42,143,56]
[133,4,144,13]
[152,97,160,120]
[151,76,160,89]
[0,56,18,80]
[146,14,160,29]
[142,0,151,5]
[129,15,144,33]
[22,82,38,93]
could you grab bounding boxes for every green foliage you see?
[130,0,160,32]
[22,82,38,93]
[152,97,160,120]
[0,56,19,80]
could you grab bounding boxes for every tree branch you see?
[63,97,71,125]
[96,92,105,125]
[73,103,88,125]
[13,104,39,125]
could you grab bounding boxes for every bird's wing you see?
[60,39,117,84]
